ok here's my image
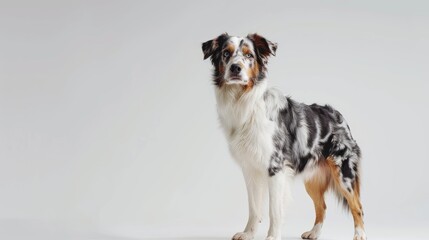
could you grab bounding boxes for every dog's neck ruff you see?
[215,79,268,130]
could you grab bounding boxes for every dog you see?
[202,33,367,240]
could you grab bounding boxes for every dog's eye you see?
[223,51,230,58]
[246,53,253,58]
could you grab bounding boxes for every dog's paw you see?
[353,228,367,240]
[232,232,253,240]
[265,236,281,240]
[301,230,319,239]
[301,223,322,239]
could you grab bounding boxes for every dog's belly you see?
[226,118,275,171]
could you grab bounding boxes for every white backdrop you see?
[0,1,428,240]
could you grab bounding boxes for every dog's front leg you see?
[266,170,287,240]
[232,169,265,240]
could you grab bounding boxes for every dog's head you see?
[202,33,277,89]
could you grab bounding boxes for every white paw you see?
[353,227,367,240]
[301,230,319,239]
[301,223,322,239]
[265,236,281,240]
[232,232,254,240]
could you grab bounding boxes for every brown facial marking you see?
[226,43,235,55]
[246,60,259,80]
[218,64,225,75]
[243,60,258,92]
[242,45,251,55]
[217,63,225,87]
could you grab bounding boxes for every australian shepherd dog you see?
[202,33,367,240]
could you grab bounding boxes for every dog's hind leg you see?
[327,156,367,240]
[301,162,330,239]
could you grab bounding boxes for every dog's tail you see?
[331,174,361,212]
[327,156,363,214]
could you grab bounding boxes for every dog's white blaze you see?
[224,36,255,85]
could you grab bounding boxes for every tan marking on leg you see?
[305,161,330,225]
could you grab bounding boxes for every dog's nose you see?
[230,64,241,74]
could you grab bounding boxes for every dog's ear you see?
[202,33,229,61]
[247,33,277,62]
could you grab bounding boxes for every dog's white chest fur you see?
[215,82,275,170]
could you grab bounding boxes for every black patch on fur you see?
[305,108,317,148]
[341,157,354,179]
[298,153,312,172]
[352,162,358,172]
[324,104,335,113]
[333,146,347,158]
[321,135,334,158]
[285,98,300,139]
[268,167,280,176]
